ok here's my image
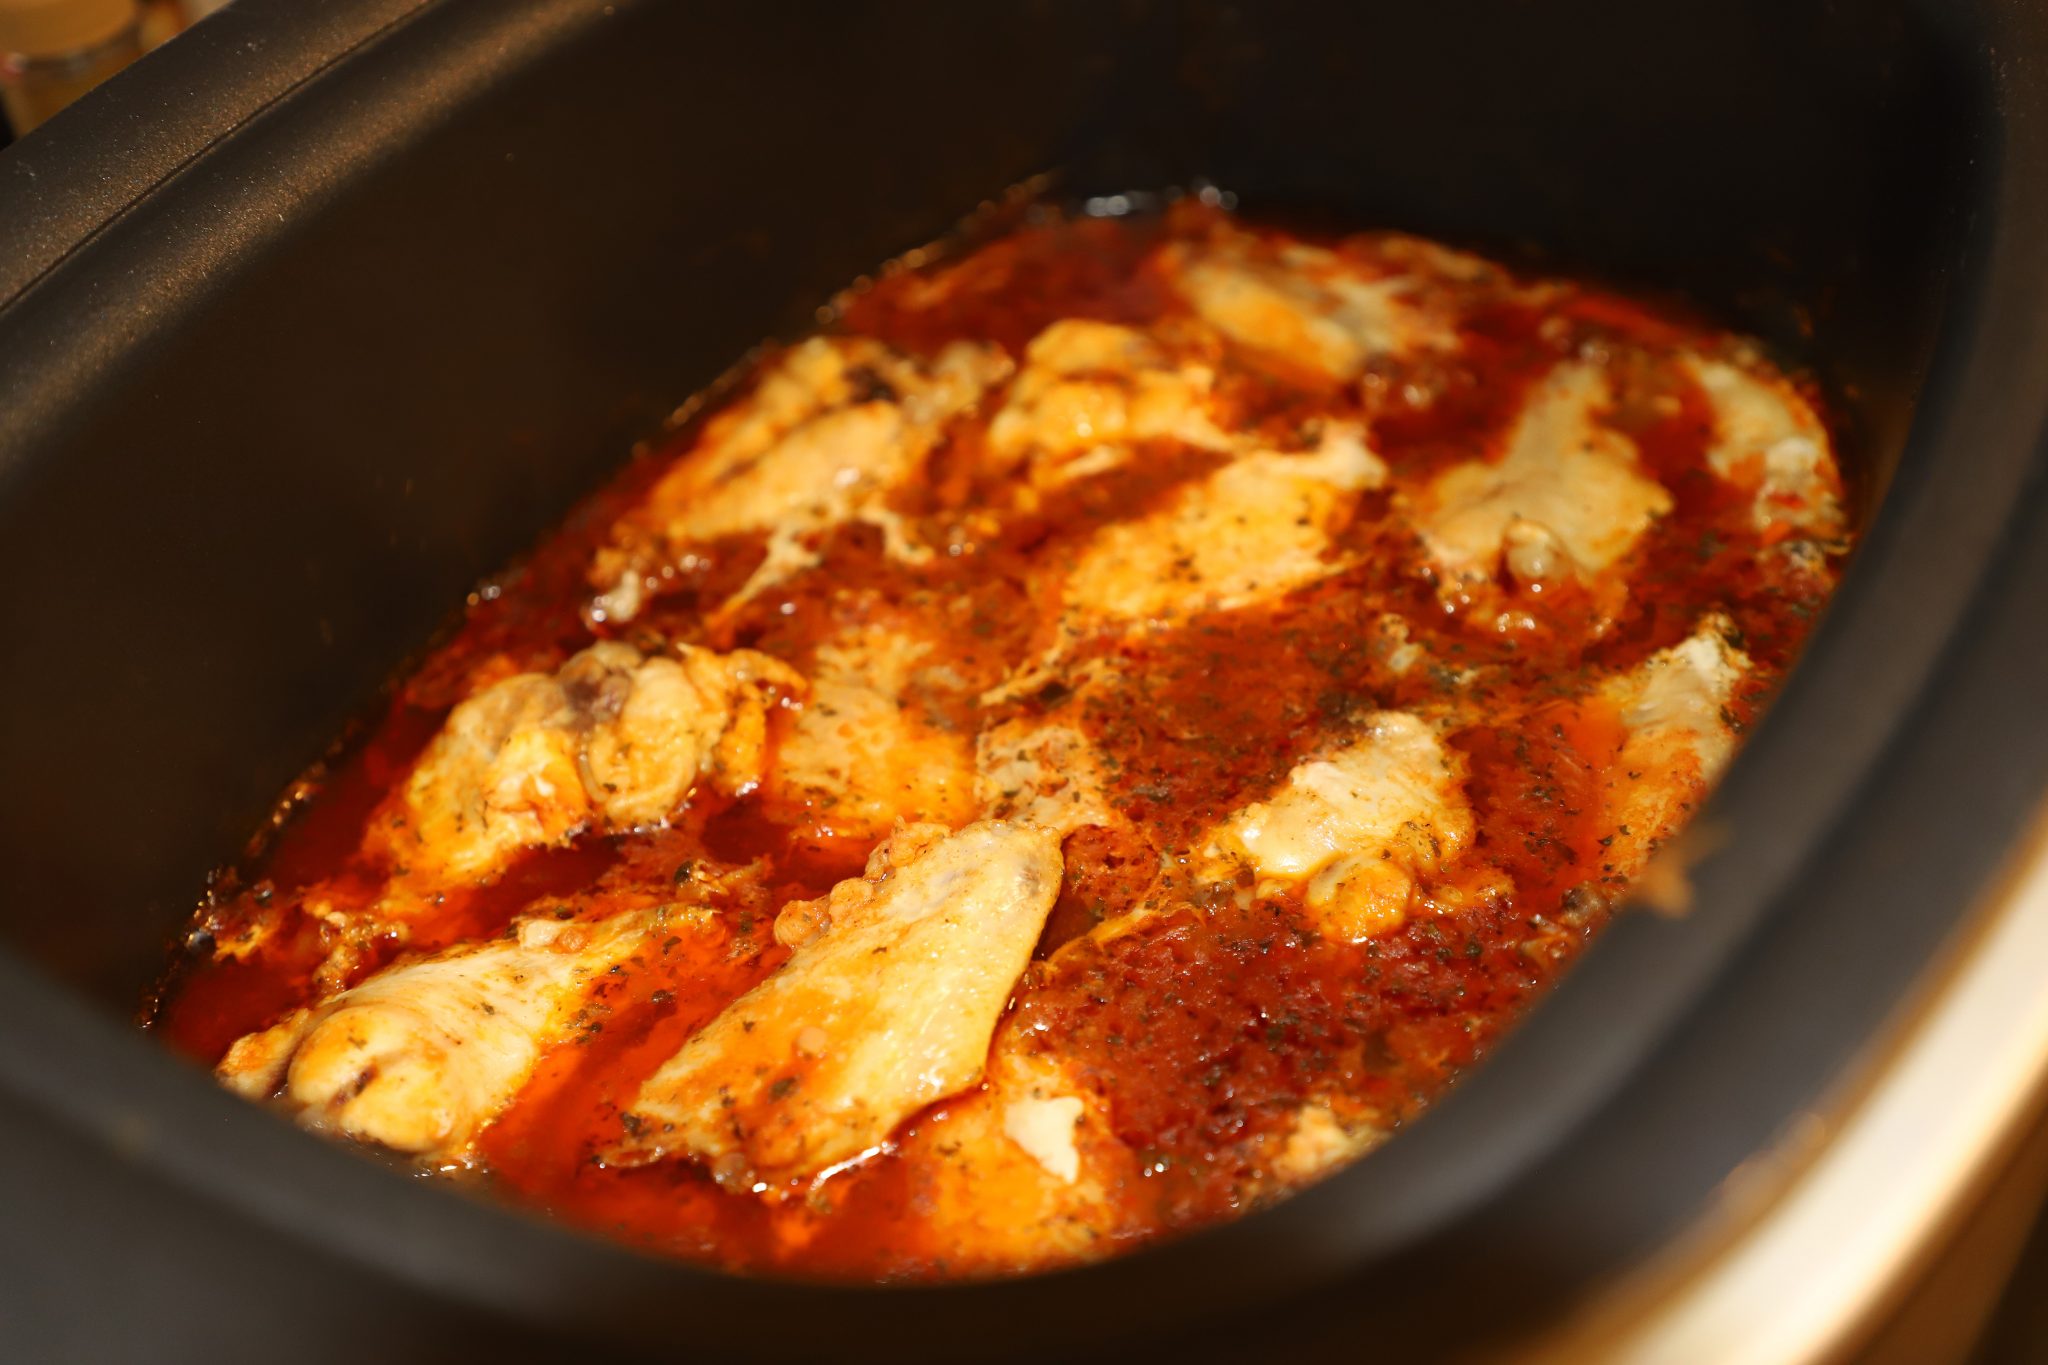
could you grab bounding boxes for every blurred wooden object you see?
[0,0,142,135]
[0,0,218,137]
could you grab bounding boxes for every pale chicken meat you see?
[1683,354,1845,539]
[975,717,1119,839]
[1056,426,1383,628]
[974,659,1121,838]
[593,336,1011,620]
[391,642,801,887]
[896,1044,1136,1272]
[1408,360,1673,592]
[1161,223,1460,379]
[1002,1088,1088,1183]
[1203,711,1475,940]
[217,909,657,1161]
[766,615,977,839]
[1595,616,1753,885]
[1270,1101,1384,1187]
[984,319,1230,487]
[984,425,1383,701]
[612,821,1062,1185]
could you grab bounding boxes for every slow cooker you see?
[4,1,2048,1358]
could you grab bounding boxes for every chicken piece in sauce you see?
[592,336,1010,621]
[1595,615,1753,888]
[984,317,1232,488]
[1684,353,1846,539]
[765,609,979,841]
[612,821,1061,1186]
[1159,217,1462,380]
[153,201,1852,1283]
[975,705,1120,839]
[1406,359,1673,599]
[218,908,659,1162]
[391,642,801,887]
[1203,710,1478,942]
[992,424,1385,696]
[895,1046,1139,1271]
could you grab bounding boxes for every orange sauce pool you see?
[148,199,1848,1280]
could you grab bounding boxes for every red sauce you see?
[148,201,1849,1280]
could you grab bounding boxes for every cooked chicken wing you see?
[1202,710,1474,940]
[898,1045,1135,1271]
[594,337,1010,620]
[767,616,976,840]
[984,427,1383,702]
[1062,425,1383,624]
[1161,223,1459,379]
[217,909,657,1161]
[1408,360,1672,593]
[1683,354,1844,539]
[985,319,1230,487]
[975,659,1121,838]
[391,642,801,887]
[975,717,1118,839]
[1596,616,1752,883]
[613,821,1062,1185]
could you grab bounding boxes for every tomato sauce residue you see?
[147,199,1850,1281]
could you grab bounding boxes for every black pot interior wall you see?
[0,0,1964,1007]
